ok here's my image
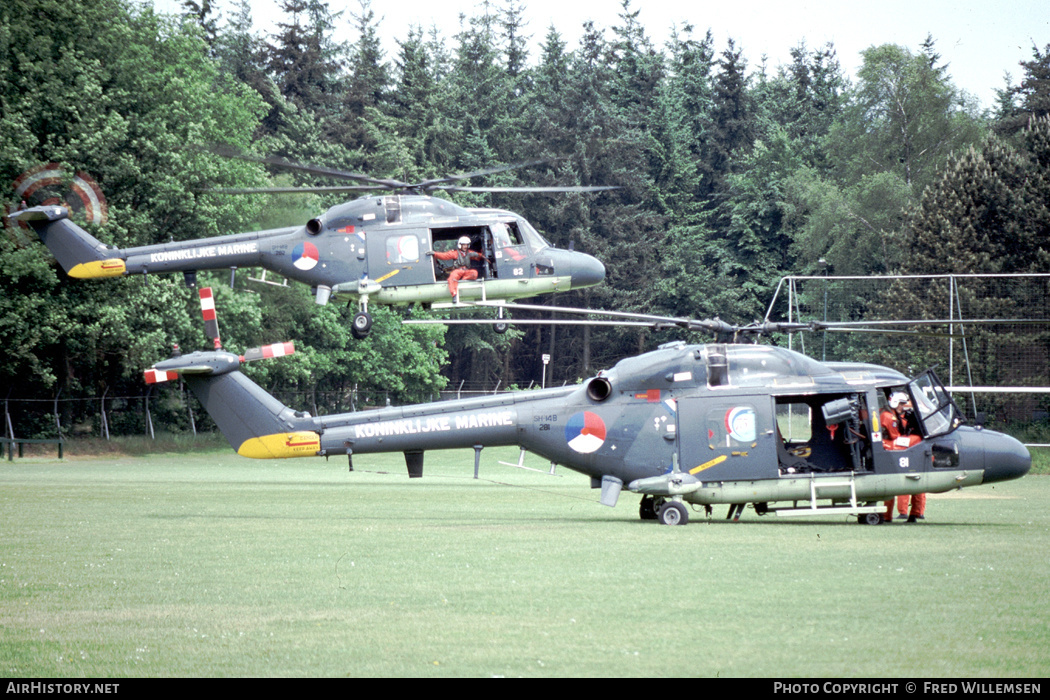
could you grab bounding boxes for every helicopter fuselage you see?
[12,195,606,310]
[155,340,1030,525]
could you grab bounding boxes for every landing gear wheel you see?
[494,307,509,334]
[657,501,689,526]
[859,512,883,525]
[351,311,373,339]
[639,495,660,520]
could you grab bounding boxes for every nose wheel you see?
[493,305,509,334]
[351,281,382,340]
[351,297,373,339]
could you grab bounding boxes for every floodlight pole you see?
[820,258,829,362]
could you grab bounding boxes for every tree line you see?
[1,0,1048,437]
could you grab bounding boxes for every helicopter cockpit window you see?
[721,346,829,388]
[516,218,551,254]
[931,441,960,469]
[908,371,962,438]
[491,222,528,263]
[491,222,524,247]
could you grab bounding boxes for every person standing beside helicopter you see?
[881,391,926,522]
[428,236,490,300]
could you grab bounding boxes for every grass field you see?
[1,445,1048,677]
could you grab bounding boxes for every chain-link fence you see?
[766,273,1050,430]
[6,273,1049,443]
[1,381,556,444]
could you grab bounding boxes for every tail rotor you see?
[140,287,315,459]
[143,287,295,382]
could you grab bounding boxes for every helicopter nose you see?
[570,252,606,289]
[981,430,1031,484]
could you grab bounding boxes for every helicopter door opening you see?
[774,394,873,475]
[430,226,494,281]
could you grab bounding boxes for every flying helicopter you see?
[143,289,1031,525]
[7,157,611,338]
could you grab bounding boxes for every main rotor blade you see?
[250,156,405,188]
[808,318,1050,329]
[436,185,620,193]
[405,318,658,328]
[204,185,382,195]
[416,160,549,189]
[819,327,960,339]
[466,301,738,334]
[202,146,617,195]
[206,183,620,196]
[748,317,1050,336]
[412,297,1050,341]
[205,145,405,188]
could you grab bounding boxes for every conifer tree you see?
[264,0,345,120]
[700,39,753,201]
[996,43,1050,135]
[334,0,390,161]
[904,117,1050,276]
[180,0,222,49]
[880,117,1050,390]
[388,27,440,173]
[214,0,270,102]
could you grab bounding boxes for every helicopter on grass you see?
[8,157,610,338]
[143,289,1031,525]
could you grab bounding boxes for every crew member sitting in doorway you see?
[428,236,489,300]
[880,392,921,451]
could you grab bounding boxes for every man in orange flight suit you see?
[881,392,926,523]
[428,236,489,300]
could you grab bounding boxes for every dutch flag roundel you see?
[293,241,320,270]
[565,411,606,454]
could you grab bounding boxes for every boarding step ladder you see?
[431,280,488,309]
[774,473,883,518]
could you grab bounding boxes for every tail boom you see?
[148,348,317,459]
[183,372,318,458]
[10,205,277,280]
[163,359,577,461]
[9,206,125,278]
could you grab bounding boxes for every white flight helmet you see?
[457,236,471,246]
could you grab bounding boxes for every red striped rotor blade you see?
[144,368,178,384]
[199,287,221,348]
[241,341,295,362]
